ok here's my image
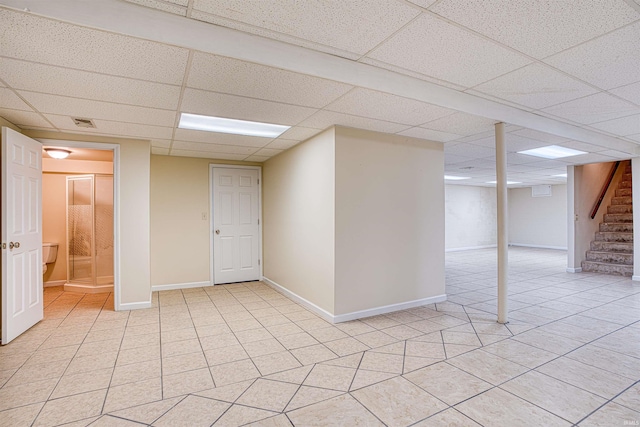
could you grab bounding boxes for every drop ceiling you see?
[0,0,639,187]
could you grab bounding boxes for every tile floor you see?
[1,247,639,426]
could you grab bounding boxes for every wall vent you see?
[72,117,96,128]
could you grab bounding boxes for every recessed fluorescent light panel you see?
[553,173,568,178]
[487,181,522,185]
[518,145,586,159]
[178,113,290,138]
[444,175,471,180]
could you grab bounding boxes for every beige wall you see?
[334,127,445,315]
[509,185,568,249]
[42,174,67,282]
[150,155,212,286]
[445,185,497,250]
[263,128,336,313]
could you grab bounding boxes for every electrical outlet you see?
[202,212,207,220]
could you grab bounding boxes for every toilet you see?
[42,242,58,274]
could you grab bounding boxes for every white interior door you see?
[1,127,43,344]
[213,167,260,284]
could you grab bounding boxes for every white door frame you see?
[38,139,122,310]
[209,164,262,285]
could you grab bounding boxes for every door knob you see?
[9,242,19,249]
[215,229,220,235]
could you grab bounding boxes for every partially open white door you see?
[212,167,260,284]
[1,127,43,344]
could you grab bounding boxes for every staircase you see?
[582,162,633,276]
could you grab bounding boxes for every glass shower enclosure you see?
[66,174,114,293]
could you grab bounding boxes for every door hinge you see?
[257,219,260,225]
[1,243,5,249]
[258,179,260,184]
[258,259,261,265]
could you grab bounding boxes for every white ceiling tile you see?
[444,153,475,164]
[472,63,599,109]
[572,153,620,164]
[151,140,171,148]
[367,14,531,87]
[464,89,536,112]
[297,111,409,134]
[325,88,456,126]
[358,57,468,91]
[544,22,640,90]
[170,150,248,161]
[598,150,633,159]
[3,59,180,110]
[171,141,257,155]
[180,88,316,126]
[609,81,640,106]
[189,10,361,61]
[509,128,571,144]
[589,114,640,136]
[44,114,174,139]
[244,155,271,162]
[406,0,438,8]
[188,52,353,108]
[265,139,300,150]
[559,140,608,153]
[0,9,189,85]
[0,87,33,111]
[445,143,495,158]
[541,93,639,125]
[122,0,187,15]
[278,127,322,142]
[151,147,170,155]
[173,128,272,148]
[422,112,497,136]
[19,91,177,127]
[431,0,638,59]
[397,127,462,142]
[192,0,419,55]
[253,148,284,157]
[0,108,52,128]
[627,134,640,143]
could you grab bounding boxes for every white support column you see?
[495,122,508,324]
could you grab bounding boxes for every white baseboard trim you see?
[262,276,447,324]
[509,243,568,251]
[445,245,496,252]
[43,280,66,288]
[332,294,448,323]
[64,283,113,294]
[118,300,152,311]
[566,267,582,273]
[151,281,212,292]
[632,275,640,282]
[262,277,335,323]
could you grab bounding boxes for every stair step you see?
[600,222,633,232]
[616,188,632,197]
[612,196,633,205]
[619,180,632,189]
[604,213,633,223]
[595,232,633,242]
[608,204,633,214]
[586,250,633,265]
[581,261,633,276]
[590,241,634,252]
[622,173,632,181]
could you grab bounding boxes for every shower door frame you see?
[38,139,122,310]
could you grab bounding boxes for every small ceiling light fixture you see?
[44,148,71,159]
[444,175,471,180]
[486,180,522,185]
[178,113,290,138]
[518,145,586,159]
[553,173,568,178]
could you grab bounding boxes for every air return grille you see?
[72,117,96,128]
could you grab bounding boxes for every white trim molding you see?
[445,245,497,252]
[509,243,568,251]
[632,275,640,282]
[118,300,152,310]
[151,281,211,292]
[43,280,66,288]
[566,267,582,273]
[262,276,447,324]
[64,283,113,294]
